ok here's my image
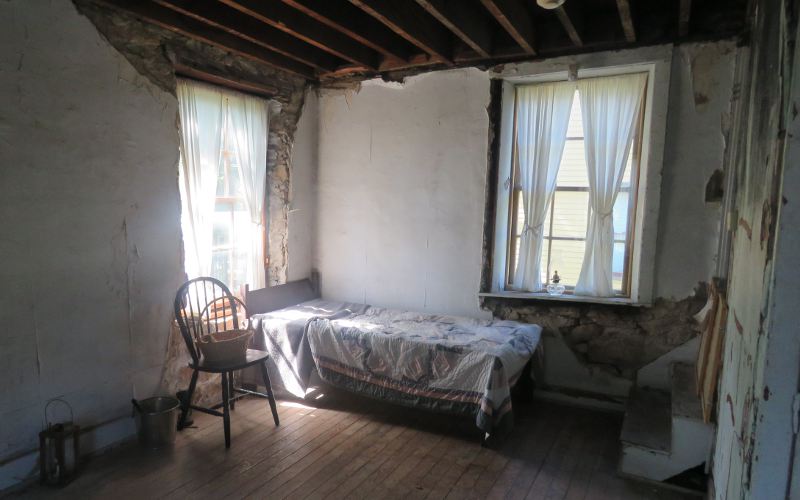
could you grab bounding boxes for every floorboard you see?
[16,389,694,500]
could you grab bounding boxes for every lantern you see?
[38,399,80,486]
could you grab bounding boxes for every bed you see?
[245,277,542,436]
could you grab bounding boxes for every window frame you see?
[504,92,646,296]
[486,49,673,306]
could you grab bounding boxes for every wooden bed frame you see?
[244,272,320,317]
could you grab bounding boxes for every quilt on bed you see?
[250,299,541,433]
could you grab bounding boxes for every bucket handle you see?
[44,398,74,428]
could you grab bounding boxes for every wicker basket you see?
[196,329,253,364]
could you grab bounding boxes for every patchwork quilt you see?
[250,299,542,434]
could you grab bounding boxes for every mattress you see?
[250,299,542,434]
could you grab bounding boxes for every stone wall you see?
[482,289,707,378]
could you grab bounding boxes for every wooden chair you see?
[173,277,279,448]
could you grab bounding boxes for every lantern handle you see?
[44,398,74,428]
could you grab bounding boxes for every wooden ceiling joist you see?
[153,0,340,73]
[220,0,380,70]
[415,0,493,58]
[555,5,583,48]
[98,0,316,78]
[679,0,692,37]
[175,64,278,98]
[479,0,536,55]
[349,0,454,63]
[616,0,636,42]
[96,0,745,81]
[281,0,413,62]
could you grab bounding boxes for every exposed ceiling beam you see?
[679,0,691,37]
[175,64,278,97]
[219,0,380,70]
[97,0,315,79]
[414,0,493,58]
[154,0,340,73]
[281,0,413,62]
[479,0,536,54]
[554,5,582,47]
[349,0,454,63]
[616,0,636,42]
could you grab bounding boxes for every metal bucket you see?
[132,396,180,449]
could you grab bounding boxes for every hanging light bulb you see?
[537,0,566,9]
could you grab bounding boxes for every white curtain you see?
[574,73,647,296]
[226,92,269,289]
[512,82,575,292]
[177,79,225,279]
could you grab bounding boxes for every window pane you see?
[229,162,243,197]
[621,149,633,188]
[511,189,524,280]
[566,91,583,138]
[612,192,629,241]
[216,159,227,196]
[612,242,626,291]
[546,238,585,288]
[212,209,231,247]
[515,190,525,237]
[211,250,230,283]
[556,140,589,188]
[539,235,550,286]
[232,248,249,293]
[551,191,589,238]
[512,235,521,280]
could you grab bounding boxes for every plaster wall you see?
[0,0,184,487]
[315,68,493,318]
[288,89,318,282]
[655,43,735,299]
[0,1,313,490]
[314,43,737,388]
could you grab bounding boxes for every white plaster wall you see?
[314,43,736,317]
[654,42,736,299]
[287,89,318,282]
[0,0,184,486]
[315,68,492,318]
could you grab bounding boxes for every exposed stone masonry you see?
[481,286,707,378]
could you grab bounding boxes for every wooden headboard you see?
[244,274,320,317]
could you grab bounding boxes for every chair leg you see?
[221,371,231,448]
[229,370,236,411]
[178,369,198,430]
[259,361,280,426]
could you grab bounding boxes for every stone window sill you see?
[478,291,650,307]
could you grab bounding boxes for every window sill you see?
[478,291,650,307]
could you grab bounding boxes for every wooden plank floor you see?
[17,390,692,499]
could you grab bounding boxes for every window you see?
[488,61,667,305]
[177,78,270,296]
[211,130,260,295]
[507,90,643,295]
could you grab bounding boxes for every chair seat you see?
[190,348,270,373]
